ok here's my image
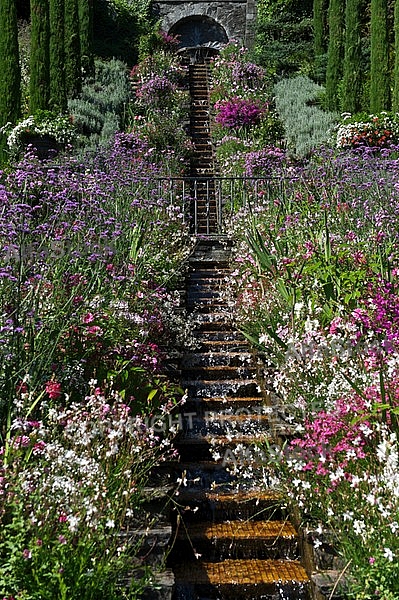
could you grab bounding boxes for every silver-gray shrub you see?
[68,58,130,146]
[274,75,339,157]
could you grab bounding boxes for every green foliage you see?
[341,0,364,113]
[78,0,94,78]
[137,22,166,62]
[29,0,50,112]
[0,0,21,160]
[93,0,152,66]
[274,75,339,157]
[257,0,313,21]
[68,58,130,145]
[253,18,313,76]
[370,0,391,112]
[251,110,285,148]
[64,0,82,99]
[254,0,312,74]
[325,0,345,111]
[49,0,66,111]
[393,0,399,111]
[313,0,328,57]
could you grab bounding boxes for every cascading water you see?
[167,237,311,600]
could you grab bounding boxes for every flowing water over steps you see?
[168,237,311,600]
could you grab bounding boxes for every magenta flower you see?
[214,97,263,129]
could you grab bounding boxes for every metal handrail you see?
[137,176,290,235]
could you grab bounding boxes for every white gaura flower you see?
[67,515,80,532]
[383,547,395,562]
[353,519,366,537]
[390,521,399,534]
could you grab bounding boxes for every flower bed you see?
[0,127,191,598]
[223,145,399,598]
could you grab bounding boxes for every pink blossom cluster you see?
[214,97,263,129]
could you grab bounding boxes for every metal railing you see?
[147,177,289,235]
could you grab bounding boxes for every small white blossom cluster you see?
[335,112,399,149]
[1,389,175,534]
[3,113,77,153]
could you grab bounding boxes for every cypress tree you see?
[65,0,82,98]
[313,0,328,57]
[50,0,67,111]
[79,0,94,78]
[393,0,399,110]
[30,0,50,112]
[325,0,345,111]
[0,0,21,141]
[342,0,363,113]
[370,0,390,112]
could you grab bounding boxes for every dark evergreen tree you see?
[313,0,328,57]
[30,0,50,112]
[50,0,67,111]
[342,0,363,113]
[65,0,82,98]
[370,0,390,111]
[325,0,345,111]
[393,0,399,110]
[78,0,94,78]
[0,0,21,138]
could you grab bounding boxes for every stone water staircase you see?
[188,61,218,235]
[168,237,311,599]
[134,51,346,600]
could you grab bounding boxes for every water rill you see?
[168,236,310,599]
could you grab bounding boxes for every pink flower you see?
[45,380,62,400]
[87,325,102,336]
[32,440,46,455]
[82,312,94,323]
[369,557,375,564]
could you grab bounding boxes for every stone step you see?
[176,430,270,452]
[311,570,348,599]
[181,378,261,398]
[173,520,299,561]
[188,395,266,412]
[180,351,253,367]
[181,364,257,381]
[179,412,271,441]
[174,459,238,489]
[192,340,249,354]
[193,330,246,342]
[188,268,229,278]
[174,487,286,522]
[173,559,310,599]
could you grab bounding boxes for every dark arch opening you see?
[169,15,228,50]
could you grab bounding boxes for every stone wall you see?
[152,0,256,48]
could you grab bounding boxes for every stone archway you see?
[152,1,256,49]
[169,15,228,49]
